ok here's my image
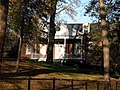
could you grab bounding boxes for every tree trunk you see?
[46,0,57,63]
[0,0,9,73]
[99,0,110,90]
[16,36,22,72]
[16,0,25,72]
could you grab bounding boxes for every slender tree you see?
[16,2,25,72]
[99,0,110,89]
[0,0,9,73]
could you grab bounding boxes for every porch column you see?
[80,35,83,59]
[64,38,66,60]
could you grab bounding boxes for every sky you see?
[57,0,96,24]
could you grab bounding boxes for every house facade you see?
[21,23,91,61]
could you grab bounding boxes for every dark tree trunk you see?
[46,0,57,63]
[99,0,110,90]
[0,0,9,73]
[16,36,23,72]
[16,0,25,72]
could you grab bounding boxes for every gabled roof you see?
[66,24,82,32]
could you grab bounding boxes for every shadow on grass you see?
[0,59,103,78]
[25,60,103,75]
[0,69,54,78]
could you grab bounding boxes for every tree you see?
[7,0,52,71]
[46,0,81,63]
[99,0,110,89]
[0,0,9,73]
[85,0,118,22]
[86,24,103,66]
[4,31,18,58]
[15,0,26,72]
[46,0,57,63]
[8,0,29,72]
[85,0,120,41]
[7,0,81,64]
[56,0,81,21]
[85,0,120,75]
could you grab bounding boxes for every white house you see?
[21,23,91,62]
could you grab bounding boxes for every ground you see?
[0,59,119,90]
